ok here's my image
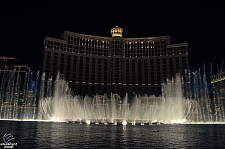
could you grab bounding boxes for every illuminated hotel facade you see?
[42,26,189,96]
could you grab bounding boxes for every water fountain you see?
[0,64,225,124]
[0,67,39,120]
[36,68,223,124]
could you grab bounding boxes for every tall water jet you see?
[110,93,116,124]
[161,73,186,123]
[129,95,141,124]
[118,93,129,124]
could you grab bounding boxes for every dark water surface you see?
[0,121,225,148]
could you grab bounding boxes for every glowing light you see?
[152,120,158,123]
[122,120,127,125]
[86,120,91,124]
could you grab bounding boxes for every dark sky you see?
[1,1,225,73]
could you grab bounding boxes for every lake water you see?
[0,121,225,148]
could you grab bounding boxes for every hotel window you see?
[63,44,67,51]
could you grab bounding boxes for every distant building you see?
[0,56,18,70]
[210,71,225,121]
[0,56,30,105]
[42,26,189,96]
[211,71,225,98]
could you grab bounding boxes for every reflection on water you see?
[0,121,225,148]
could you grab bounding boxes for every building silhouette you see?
[42,26,189,96]
[211,71,225,98]
[0,56,30,105]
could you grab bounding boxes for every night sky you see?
[1,1,225,73]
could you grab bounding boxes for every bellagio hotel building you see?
[42,26,189,96]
